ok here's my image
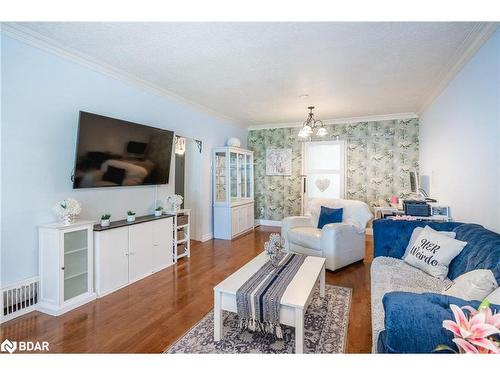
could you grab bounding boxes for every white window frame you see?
[301,140,347,212]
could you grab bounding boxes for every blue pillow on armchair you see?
[379,291,500,353]
[317,206,343,229]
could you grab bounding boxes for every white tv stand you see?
[93,214,175,297]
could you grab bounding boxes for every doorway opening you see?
[174,136,203,241]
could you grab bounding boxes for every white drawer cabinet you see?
[94,216,174,297]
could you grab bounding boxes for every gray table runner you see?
[236,253,307,338]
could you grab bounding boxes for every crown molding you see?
[0,22,246,128]
[247,112,418,130]
[418,22,499,114]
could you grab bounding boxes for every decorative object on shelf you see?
[175,136,186,155]
[298,106,328,138]
[390,196,399,208]
[435,299,500,354]
[155,206,163,217]
[430,205,451,220]
[52,197,82,225]
[100,214,111,227]
[166,194,183,212]
[266,149,292,176]
[264,233,285,268]
[127,211,136,222]
[226,137,241,147]
[389,215,418,221]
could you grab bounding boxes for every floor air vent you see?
[1,277,39,323]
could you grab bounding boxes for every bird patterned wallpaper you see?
[247,118,419,221]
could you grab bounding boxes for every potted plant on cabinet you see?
[101,214,111,227]
[154,206,163,217]
[127,211,136,222]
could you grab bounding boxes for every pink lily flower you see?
[442,304,500,354]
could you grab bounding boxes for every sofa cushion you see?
[403,226,467,280]
[486,287,500,304]
[403,226,456,258]
[449,224,500,283]
[380,292,500,353]
[317,206,343,229]
[287,227,322,250]
[370,256,452,351]
[442,269,498,301]
[306,198,373,233]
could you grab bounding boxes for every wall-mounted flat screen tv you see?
[73,111,174,189]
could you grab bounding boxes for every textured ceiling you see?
[10,22,490,126]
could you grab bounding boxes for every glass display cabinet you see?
[213,147,254,239]
[38,221,96,316]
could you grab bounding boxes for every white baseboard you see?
[255,219,282,227]
[200,232,213,242]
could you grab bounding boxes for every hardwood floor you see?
[0,226,373,353]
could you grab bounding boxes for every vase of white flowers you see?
[53,198,82,225]
[166,194,183,212]
[264,233,285,268]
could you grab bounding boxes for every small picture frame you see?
[431,205,450,219]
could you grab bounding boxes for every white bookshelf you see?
[167,209,191,260]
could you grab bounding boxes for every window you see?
[302,141,346,199]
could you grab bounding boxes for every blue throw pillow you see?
[317,206,343,229]
[380,291,500,353]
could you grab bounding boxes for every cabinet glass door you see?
[215,151,227,203]
[238,153,245,199]
[63,229,88,301]
[245,154,252,198]
[230,152,238,200]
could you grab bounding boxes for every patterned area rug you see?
[165,285,352,354]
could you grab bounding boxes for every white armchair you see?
[281,198,373,271]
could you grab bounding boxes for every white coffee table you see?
[213,252,326,353]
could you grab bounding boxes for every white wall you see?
[420,29,500,232]
[1,34,247,286]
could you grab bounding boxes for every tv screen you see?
[73,111,174,189]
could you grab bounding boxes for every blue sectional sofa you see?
[371,219,500,353]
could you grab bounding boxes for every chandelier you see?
[298,106,328,138]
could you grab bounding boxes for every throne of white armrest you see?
[281,198,373,271]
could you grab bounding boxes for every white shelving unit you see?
[38,220,96,316]
[167,209,191,260]
[212,146,254,240]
